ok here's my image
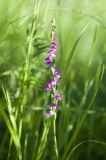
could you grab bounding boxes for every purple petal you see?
[45,82,52,91]
[54,90,62,100]
[44,111,54,117]
[49,103,61,110]
[55,94,62,100]
[52,42,58,46]
[50,52,56,58]
[45,78,58,92]
[51,78,57,86]
[54,67,61,79]
[53,36,57,41]
[45,56,52,65]
[49,48,57,53]
[55,95,62,100]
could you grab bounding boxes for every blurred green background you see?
[0,0,106,160]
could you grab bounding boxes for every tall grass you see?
[0,0,106,160]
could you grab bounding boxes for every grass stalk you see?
[36,120,51,160]
[18,0,41,139]
[53,114,59,159]
[7,138,12,160]
[61,62,104,160]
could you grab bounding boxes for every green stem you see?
[7,138,12,160]
[61,63,104,160]
[36,120,50,160]
[32,131,39,160]
[18,0,38,139]
[53,114,58,159]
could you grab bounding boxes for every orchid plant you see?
[44,19,62,118]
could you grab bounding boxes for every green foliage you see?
[0,0,106,160]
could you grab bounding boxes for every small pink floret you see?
[44,111,54,117]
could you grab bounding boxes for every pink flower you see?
[54,67,61,79]
[45,55,52,65]
[49,103,61,110]
[45,78,59,92]
[44,111,54,117]
[54,90,62,100]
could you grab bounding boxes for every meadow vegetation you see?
[0,0,106,160]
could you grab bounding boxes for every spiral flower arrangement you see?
[44,19,62,117]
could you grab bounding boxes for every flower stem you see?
[53,114,59,159]
[36,120,51,160]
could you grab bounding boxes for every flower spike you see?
[44,19,62,117]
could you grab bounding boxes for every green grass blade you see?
[2,87,18,133]
[67,140,106,160]
[0,109,22,160]
[62,22,90,85]
[61,62,104,160]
